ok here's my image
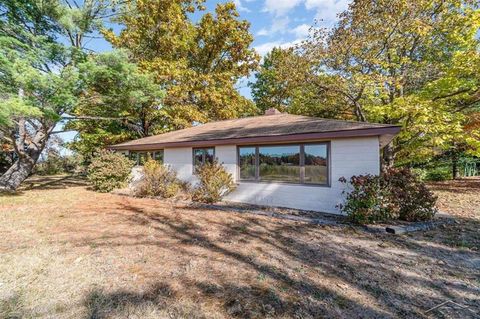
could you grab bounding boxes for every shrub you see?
[425,167,451,181]
[87,150,134,192]
[338,175,395,224]
[339,168,437,224]
[385,168,438,221]
[35,153,83,176]
[192,160,236,203]
[410,168,427,181]
[134,159,182,198]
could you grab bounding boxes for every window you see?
[239,147,256,180]
[193,147,215,168]
[128,150,164,165]
[154,150,164,163]
[129,152,138,162]
[238,143,329,185]
[259,145,300,182]
[304,144,328,184]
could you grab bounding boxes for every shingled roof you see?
[110,111,400,151]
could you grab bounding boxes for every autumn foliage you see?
[134,159,182,198]
[87,151,134,193]
[192,160,236,203]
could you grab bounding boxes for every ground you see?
[0,176,479,319]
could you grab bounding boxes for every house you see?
[110,108,400,214]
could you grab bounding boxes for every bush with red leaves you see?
[338,168,437,224]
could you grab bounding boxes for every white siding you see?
[163,137,380,215]
[164,147,197,184]
[215,145,237,180]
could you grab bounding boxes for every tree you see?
[66,50,165,160]
[0,0,117,190]
[250,48,296,113]
[103,0,260,129]
[258,0,480,168]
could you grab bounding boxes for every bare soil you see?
[0,175,478,318]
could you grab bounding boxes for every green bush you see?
[35,153,83,176]
[410,168,427,181]
[134,159,182,198]
[425,167,451,181]
[192,160,236,203]
[87,150,134,192]
[338,175,395,224]
[339,168,438,224]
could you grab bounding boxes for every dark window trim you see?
[237,142,330,187]
[192,147,215,172]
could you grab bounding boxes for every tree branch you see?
[432,88,472,101]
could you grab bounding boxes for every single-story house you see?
[110,108,400,214]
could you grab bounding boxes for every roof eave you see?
[109,126,401,151]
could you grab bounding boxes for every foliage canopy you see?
[103,0,260,129]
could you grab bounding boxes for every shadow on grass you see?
[428,177,480,195]
[72,199,480,318]
[83,283,205,319]
[0,293,24,319]
[22,175,88,191]
[76,204,480,318]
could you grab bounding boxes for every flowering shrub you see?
[339,168,437,224]
[134,159,182,198]
[193,160,236,203]
[87,150,134,192]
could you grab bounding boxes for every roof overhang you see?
[109,126,401,151]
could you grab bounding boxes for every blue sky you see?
[58,0,351,149]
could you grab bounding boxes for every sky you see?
[57,0,351,151]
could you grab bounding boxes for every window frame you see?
[237,142,331,187]
[192,147,215,171]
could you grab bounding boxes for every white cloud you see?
[256,16,290,37]
[271,16,290,33]
[234,0,251,12]
[263,0,303,16]
[254,38,303,56]
[304,0,350,26]
[290,23,311,38]
[257,28,269,36]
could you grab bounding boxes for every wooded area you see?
[1,0,479,190]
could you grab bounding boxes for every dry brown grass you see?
[0,176,479,318]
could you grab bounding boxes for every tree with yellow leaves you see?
[252,0,480,172]
[103,0,259,129]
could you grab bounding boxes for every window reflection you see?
[193,147,215,168]
[128,150,163,165]
[239,147,256,180]
[194,149,204,166]
[304,144,328,184]
[237,143,329,185]
[154,150,164,163]
[259,145,300,182]
[205,148,214,164]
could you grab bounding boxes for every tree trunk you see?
[381,142,395,174]
[0,120,53,191]
[452,152,460,180]
[0,155,38,191]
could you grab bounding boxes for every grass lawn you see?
[0,176,479,318]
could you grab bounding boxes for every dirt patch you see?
[0,175,478,318]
